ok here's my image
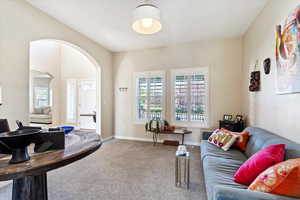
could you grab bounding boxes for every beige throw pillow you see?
[208,129,239,151]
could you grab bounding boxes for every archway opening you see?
[29,39,101,135]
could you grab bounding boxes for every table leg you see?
[154,133,159,145]
[12,173,48,200]
[187,157,190,189]
[175,157,178,186]
[182,134,185,145]
[184,158,187,183]
[152,132,155,146]
[178,158,181,187]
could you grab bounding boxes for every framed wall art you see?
[276,5,300,94]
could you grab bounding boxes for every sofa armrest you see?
[202,131,213,140]
[213,185,297,200]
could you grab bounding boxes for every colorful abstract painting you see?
[276,5,300,94]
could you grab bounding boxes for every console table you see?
[150,130,192,145]
[219,120,245,132]
[0,132,102,200]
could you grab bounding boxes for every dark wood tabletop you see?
[0,131,102,181]
[148,129,192,145]
[158,130,192,135]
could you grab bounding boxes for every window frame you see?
[170,67,210,128]
[33,87,51,109]
[133,71,166,124]
[66,79,78,124]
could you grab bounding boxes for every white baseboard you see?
[185,141,201,146]
[102,136,114,142]
[113,135,200,146]
[114,135,163,143]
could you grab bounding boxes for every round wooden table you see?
[0,132,102,200]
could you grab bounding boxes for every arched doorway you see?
[29,39,101,135]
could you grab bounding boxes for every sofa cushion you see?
[201,140,247,161]
[203,157,247,200]
[245,127,300,160]
[214,185,299,200]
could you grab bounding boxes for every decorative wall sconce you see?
[249,60,261,92]
[119,87,128,92]
[263,58,271,75]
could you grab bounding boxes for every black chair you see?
[0,119,10,133]
[0,119,11,154]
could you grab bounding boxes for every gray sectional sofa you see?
[201,127,300,200]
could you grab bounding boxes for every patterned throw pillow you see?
[248,159,300,198]
[221,129,250,151]
[208,129,238,151]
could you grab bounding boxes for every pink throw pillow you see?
[234,144,285,185]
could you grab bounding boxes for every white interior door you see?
[79,80,97,130]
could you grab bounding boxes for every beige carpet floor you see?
[0,139,207,200]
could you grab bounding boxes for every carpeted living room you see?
[0,140,205,200]
[1,0,300,200]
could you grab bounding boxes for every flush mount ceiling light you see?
[132,2,162,35]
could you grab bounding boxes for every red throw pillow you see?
[234,144,285,185]
[221,129,250,151]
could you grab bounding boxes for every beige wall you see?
[113,39,243,145]
[0,0,113,139]
[242,0,300,143]
[60,45,96,80]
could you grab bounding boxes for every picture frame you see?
[235,115,243,122]
[223,114,233,121]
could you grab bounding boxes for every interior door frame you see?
[77,79,97,130]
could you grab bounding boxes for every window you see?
[134,71,165,122]
[171,68,209,128]
[34,87,50,108]
[31,71,53,111]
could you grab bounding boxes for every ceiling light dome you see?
[132,3,162,35]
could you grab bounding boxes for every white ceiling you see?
[26,0,269,52]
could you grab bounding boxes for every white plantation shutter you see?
[149,77,163,120]
[137,77,148,120]
[175,75,189,121]
[190,74,207,122]
[134,71,165,122]
[172,68,209,128]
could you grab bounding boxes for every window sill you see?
[133,120,146,125]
